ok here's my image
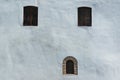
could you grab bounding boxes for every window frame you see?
[63,56,78,75]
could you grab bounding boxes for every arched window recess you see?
[63,56,78,75]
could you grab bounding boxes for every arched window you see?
[66,60,74,74]
[78,7,92,26]
[63,56,78,75]
[23,6,38,26]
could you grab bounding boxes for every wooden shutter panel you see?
[23,6,38,26]
[78,7,92,26]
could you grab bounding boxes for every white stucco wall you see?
[0,0,120,80]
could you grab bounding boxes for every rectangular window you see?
[78,7,92,26]
[23,6,38,26]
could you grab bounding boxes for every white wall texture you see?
[0,0,120,80]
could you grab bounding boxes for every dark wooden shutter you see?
[23,6,38,26]
[78,7,92,26]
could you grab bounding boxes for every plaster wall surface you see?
[0,0,120,80]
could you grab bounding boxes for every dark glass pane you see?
[66,60,74,74]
